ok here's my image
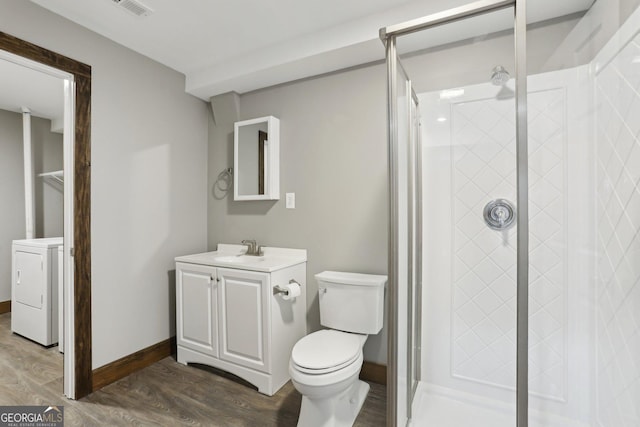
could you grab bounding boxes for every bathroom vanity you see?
[175,244,306,396]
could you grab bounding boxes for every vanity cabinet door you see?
[176,263,218,357]
[218,268,270,373]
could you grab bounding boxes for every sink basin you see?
[213,255,265,264]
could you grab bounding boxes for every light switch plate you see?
[286,193,295,209]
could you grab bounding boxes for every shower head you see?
[496,85,515,100]
[491,65,510,86]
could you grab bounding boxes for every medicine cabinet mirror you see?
[234,115,280,201]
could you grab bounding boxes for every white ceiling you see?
[29,0,593,100]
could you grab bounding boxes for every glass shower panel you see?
[386,36,422,427]
[592,22,640,426]
[525,1,640,426]
[392,59,413,426]
[409,89,422,412]
[394,6,519,426]
[524,8,594,427]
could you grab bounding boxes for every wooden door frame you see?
[0,31,92,398]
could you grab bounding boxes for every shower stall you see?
[383,0,640,426]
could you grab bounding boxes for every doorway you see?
[0,31,92,399]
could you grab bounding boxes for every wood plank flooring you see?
[0,313,386,426]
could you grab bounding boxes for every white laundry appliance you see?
[11,237,63,346]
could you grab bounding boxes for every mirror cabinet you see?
[234,116,280,201]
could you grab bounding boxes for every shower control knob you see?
[483,199,516,231]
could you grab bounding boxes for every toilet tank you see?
[316,271,387,334]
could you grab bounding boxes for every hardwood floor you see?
[0,313,386,426]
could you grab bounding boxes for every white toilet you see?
[289,271,386,427]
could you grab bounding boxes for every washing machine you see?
[11,237,63,346]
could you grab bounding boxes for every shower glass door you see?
[384,1,528,425]
[386,56,421,425]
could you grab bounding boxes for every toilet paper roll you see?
[282,282,301,301]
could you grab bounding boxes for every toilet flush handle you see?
[319,287,327,295]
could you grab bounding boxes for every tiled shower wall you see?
[451,88,567,401]
[422,68,592,423]
[594,32,640,427]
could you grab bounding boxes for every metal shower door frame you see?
[381,0,529,426]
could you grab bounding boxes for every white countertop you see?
[175,244,307,273]
[12,237,63,248]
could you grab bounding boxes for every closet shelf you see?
[38,170,64,184]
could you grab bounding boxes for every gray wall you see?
[208,65,389,364]
[0,109,26,302]
[403,13,584,93]
[32,116,63,239]
[526,0,640,74]
[1,0,209,369]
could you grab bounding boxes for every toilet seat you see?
[291,330,363,375]
[289,352,363,390]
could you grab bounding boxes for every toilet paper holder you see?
[274,279,301,296]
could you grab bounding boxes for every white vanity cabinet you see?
[175,245,306,396]
[218,268,271,373]
[176,263,219,357]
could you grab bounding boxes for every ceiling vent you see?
[110,0,153,18]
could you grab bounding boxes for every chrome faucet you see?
[241,239,261,256]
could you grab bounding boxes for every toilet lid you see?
[292,330,362,372]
